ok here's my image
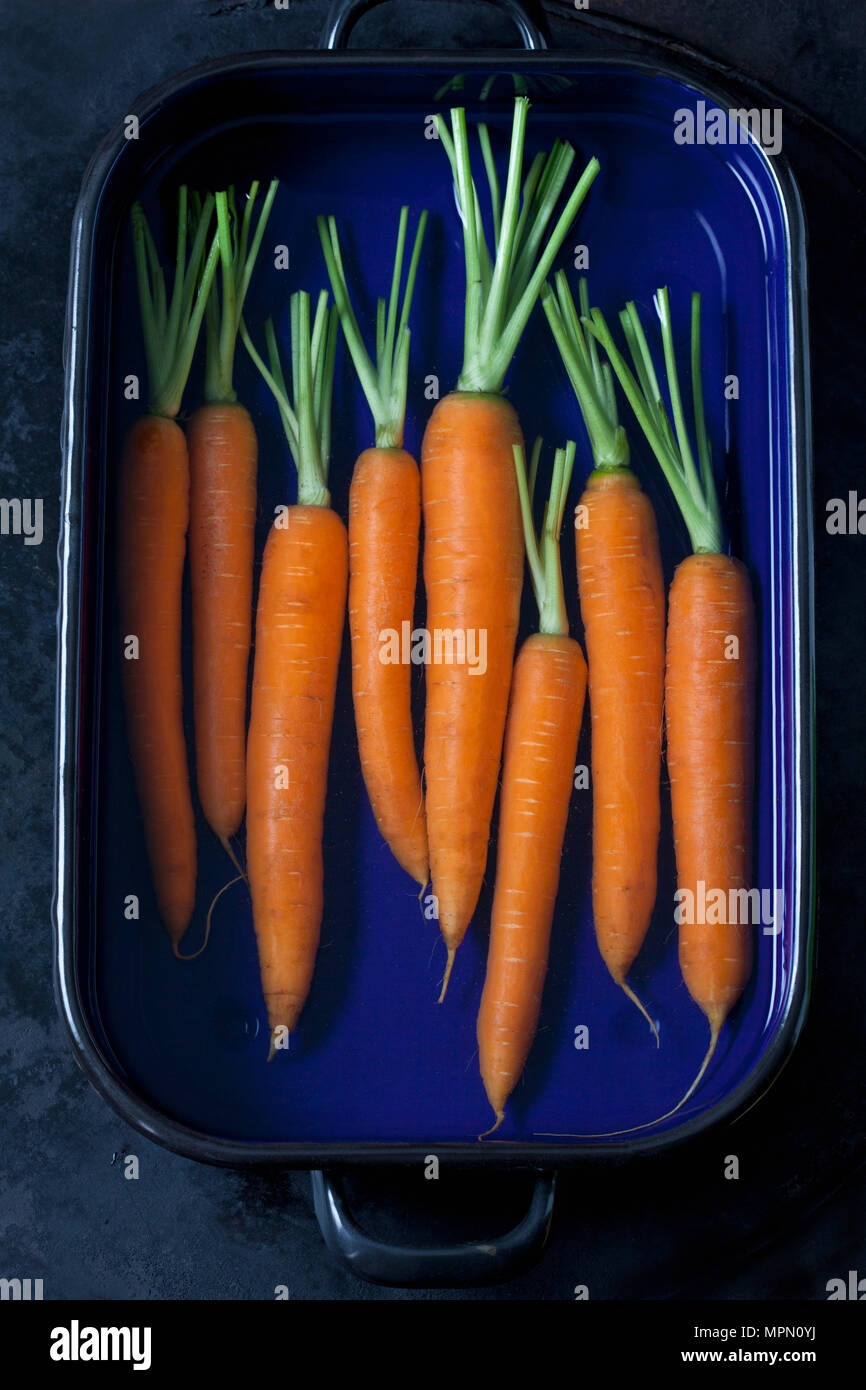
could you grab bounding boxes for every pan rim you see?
[54,43,815,1169]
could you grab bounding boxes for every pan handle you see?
[322,0,550,51]
[310,1168,556,1287]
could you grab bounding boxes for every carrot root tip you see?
[536,1012,725,1140]
[437,948,456,1004]
[171,927,200,962]
[617,979,660,1046]
[173,871,243,962]
[478,1110,505,1141]
[667,1017,721,1118]
[219,834,247,884]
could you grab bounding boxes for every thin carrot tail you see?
[219,833,247,884]
[437,948,456,1003]
[535,1012,723,1140]
[169,929,189,959]
[478,1109,505,1140]
[616,978,660,1046]
[660,1014,721,1120]
[173,872,242,961]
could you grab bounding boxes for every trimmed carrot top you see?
[317,206,428,449]
[513,437,576,637]
[542,273,629,472]
[584,288,724,555]
[202,180,279,405]
[436,96,600,394]
[241,289,338,507]
[131,187,220,420]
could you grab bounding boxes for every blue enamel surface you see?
[79,62,802,1147]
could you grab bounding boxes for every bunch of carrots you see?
[118,95,757,1136]
[120,181,277,955]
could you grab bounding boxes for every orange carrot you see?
[188,402,256,847]
[348,447,427,883]
[477,440,587,1135]
[425,98,599,996]
[188,182,277,860]
[119,416,196,944]
[543,275,664,1034]
[576,472,665,1025]
[241,291,345,1052]
[318,208,429,885]
[119,190,219,947]
[587,287,756,1114]
[667,552,755,1055]
[246,505,347,1042]
[423,389,525,989]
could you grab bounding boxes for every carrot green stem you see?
[203,179,279,404]
[513,437,576,637]
[542,272,629,470]
[478,125,501,248]
[583,289,723,554]
[239,289,337,507]
[132,188,220,419]
[317,206,428,449]
[436,97,600,395]
[436,116,493,302]
[690,292,721,531]
[509,141,575,308]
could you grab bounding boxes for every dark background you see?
[1,0,864,1300]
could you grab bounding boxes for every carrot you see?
[425,98,599,997]
[119,190,219,947]
[241,291,345,1054]
[188,182,278,864]
[318,206,429,885]
[668,551,755,1039]
[477,439,587,1136]
[543,275,665,1036]
[586,287,756,1116]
